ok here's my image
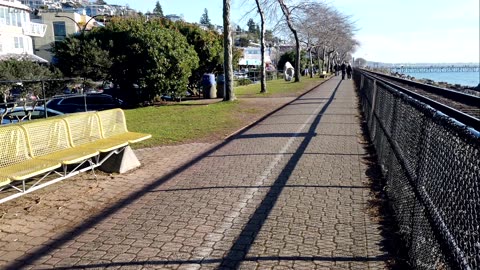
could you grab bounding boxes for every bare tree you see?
[255,0,267,93]
[295,2,329,77]
[223,0,235,101]
[277,0,301,82]
[295,2,358,74]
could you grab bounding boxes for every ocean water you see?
[403,71,479,87]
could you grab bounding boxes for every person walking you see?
[346,63,353,79]
[340,61,347,80]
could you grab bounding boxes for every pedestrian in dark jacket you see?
[346,63,352,79]
[340,62,347,80]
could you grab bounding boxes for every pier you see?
[388,65,479,73]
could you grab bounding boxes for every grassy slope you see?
[125,77,325,149]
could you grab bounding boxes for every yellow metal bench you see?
[20,118,99,175]
[0,109,151,203]
[0,125,62,203]
[62,112,129,153]
[0,125,61,180]
[96,109,152,143]
[62,110,151,172]
[0,176,10,187]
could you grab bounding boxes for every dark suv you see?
[46,94,124,114]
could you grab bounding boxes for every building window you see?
[21,12,26,25]
[53,21,66,42]
[0,7,5,25]
[14,37,24,49]
[15,12,21,27]
[5,10,10,25]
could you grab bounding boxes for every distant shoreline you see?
[370,67,480,96]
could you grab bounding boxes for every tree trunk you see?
[255,0,267,93]
[309,47,313,78]
[322,47,326,72]
[278,0,300,82]
[316,47,321,76]
[223,0,235,101]
[292,29,300,82]
[326,52,331,73]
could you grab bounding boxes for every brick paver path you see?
[0,77,389,269]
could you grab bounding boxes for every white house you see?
[238,46,273,68]
[0,0,47,61]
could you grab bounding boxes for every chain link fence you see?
[354,70,480,270]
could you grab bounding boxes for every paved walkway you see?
[0,76,389,269]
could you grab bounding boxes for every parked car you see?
[0,106,64,125]
[46,94,124,114]
[233,71,247,79]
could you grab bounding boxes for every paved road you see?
[0,76,389,269]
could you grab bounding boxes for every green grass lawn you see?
[124,101,240,148]
[235,76,326,97]
[125,76,327,149]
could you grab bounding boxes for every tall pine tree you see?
[200,8,213,29]
[153,1,163,16]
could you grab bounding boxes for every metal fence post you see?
[369,79,377,122]
[41,80,47,118]
[368,79,378,139]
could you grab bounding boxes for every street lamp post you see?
[54,13,106,111]
[54,13,107,87]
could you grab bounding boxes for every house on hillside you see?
[31,10,101,62]
[0,0,47,62]
[238,46,275,70]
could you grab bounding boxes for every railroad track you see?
[358,69,480,131]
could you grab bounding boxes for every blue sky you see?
[107,0,480,64]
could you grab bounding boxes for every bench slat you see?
[35,148,99,165]
[0,159,60,181]
[106,132,152,144]
[0,176,11,187]
[77,139,128,153]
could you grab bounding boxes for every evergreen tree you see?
[200,8,213,29]
[153,1,163,16]
[247,18,256,34]
[265,30,275,45]
[238,37,250,47]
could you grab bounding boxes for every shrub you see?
[236,78,252,86]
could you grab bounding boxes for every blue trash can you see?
[216,74,225,99]
[202,74,217,99]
